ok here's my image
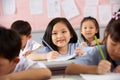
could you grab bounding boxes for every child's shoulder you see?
[14,57,46,72]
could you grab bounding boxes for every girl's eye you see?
[52,33,57,35]
[90,27,94,29]
[62,31,67,33]
[83,27,87,29]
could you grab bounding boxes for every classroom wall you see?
[0,0,120,31]
[0,0,119,43]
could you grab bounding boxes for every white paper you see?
[80,73,120,80]
[99,5,112,25]
[47,0,61,18]
[61,0,79,19]
[110,0,120,4]
[30,0,43,14]
[85,0,99,5]
[2,0,16,15]
[47,53,76,62]
[84,6,97,18]
[113,4,120,13]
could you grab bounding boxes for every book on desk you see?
[80,73,120,80]
[50,73,120,80]
[47,53,76,62]
[41,59,75,75]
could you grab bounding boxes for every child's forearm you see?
[65,63,98,75]
[0,68,51,80]
[27,52,48,61]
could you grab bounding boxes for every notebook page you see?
[80,73,120,80]
[47,53,76,62]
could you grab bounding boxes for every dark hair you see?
[104,9,120,43]
[43,17,78,51]
[80,16,100,41]
[11,20,31,36]
[0,26,21,61]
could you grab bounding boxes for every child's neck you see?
[58,45,68,55]
[87,37,94,43]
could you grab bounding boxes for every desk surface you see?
[40,59,75,75]
[49,75,83,80]
[42,59,75,68]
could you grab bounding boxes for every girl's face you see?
[107,35,120,61]
[52,22,72,48]
[81,20,98,40]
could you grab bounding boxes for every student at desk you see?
[65,10,120,75]
[11,20,42,58]
[26,17,88,60]
[0,26,51,80]
[79,16,103,46]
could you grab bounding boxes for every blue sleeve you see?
[75,46,102,65]
[35,47,51,53]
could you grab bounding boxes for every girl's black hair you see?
[42,17,78,51]
[80,16,100,42]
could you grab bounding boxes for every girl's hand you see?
[81,42,87,46]
[23,46,44,57]
[97,60,111,74]
[114,65,120,73]
[47,51,59,60]
[91,39,103,46]
[90,40,96,46]
[75,47,85,56]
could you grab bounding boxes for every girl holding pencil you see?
[79,16,103,46]
[65,10,120,75]
[26,17,89,60]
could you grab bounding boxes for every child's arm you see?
[0,68,51,80]
[23,45,44,56]
[65,60,111,75]
[65,63,98,75]
[26,51,59,61]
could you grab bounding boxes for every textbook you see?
[47,53,76,62]
[80,73,120,80]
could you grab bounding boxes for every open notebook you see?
[80,73,120,80]
[47,53,76,62]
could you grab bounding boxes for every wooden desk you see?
[41,59,75,75]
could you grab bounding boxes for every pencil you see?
[41,38,54,51]
[94,36,105,59]
[79,38,82,43]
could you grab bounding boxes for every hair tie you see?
[112,12,120,20]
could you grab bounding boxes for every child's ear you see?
[27,34,32,39]
[12,57,20,67]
